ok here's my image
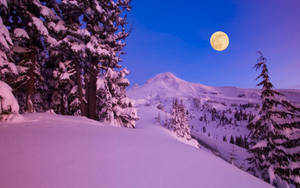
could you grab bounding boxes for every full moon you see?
[210,31,229,51]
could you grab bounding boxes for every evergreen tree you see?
[247,52,300,186]
[230,145,236,165]
[168,98,191,140]
[1,0,59,112]
[96,68,138,128]
[0,4,18,83]
[230,135,234,144]
[202,126,206,133]
[81,0,133,121]
[47,0,88,116]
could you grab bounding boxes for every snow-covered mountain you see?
[128,72,300,105]
[128,72,300,145]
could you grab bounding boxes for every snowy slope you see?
[0,112,272,188]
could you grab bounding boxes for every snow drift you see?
[0,112,272,188]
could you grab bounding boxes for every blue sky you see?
[122,0,300,88]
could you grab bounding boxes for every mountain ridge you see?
[129,72,300,106]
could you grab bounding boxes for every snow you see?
[268,166,276,185]
[40,5,57,20]
[70,85,78,95]
[77,28,90,37]
[4,60,18,74]
[96,77,106,90]
[60,72,72,80]
[32,17,49,36]
[0,0,7,8]
[13,28,29,39]
[0,17,12,49]
[62,0,78,6]
[71,43,86,53]
[0,112,272,188]
[48,21,67,33]
[46,35,58,47]
[86,36,110,56]
[0,81,19,113]
[0,81,22,122]
[106,68,118,79]
[94,0,105,14]
[31,17,58,46]
[252,139,268,149]
[0,50,8,65]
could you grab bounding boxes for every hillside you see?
[0,112,272,188]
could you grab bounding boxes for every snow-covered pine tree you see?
[80,0,138,126]
[79,0,111,120]
[273,99,300,187]
[247,52,281,180]
[1,0,59,113]
[168,98,191,140]
[49,60,78,115]
[0,2,18,87]
[247,52,300,186]
[96,68,138,128]
[46,0,89,116]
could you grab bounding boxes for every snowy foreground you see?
[0,109,272,188]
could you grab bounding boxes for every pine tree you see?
[168,98,191,140]
[230,135,234,144]
[247,52,300,186]
[2,0,59,113]
[81,0,134,121]
[230,145,236,165]
[0,2,18,92]
[96,68,138,128]
[47,0,88,116]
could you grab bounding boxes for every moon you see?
[210,31,229,51]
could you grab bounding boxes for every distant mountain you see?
[129,72,300,104]
[128,72,300,145]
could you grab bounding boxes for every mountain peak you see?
[146,72,179,84]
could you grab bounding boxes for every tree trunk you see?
[60,95,65,115]
[25,53,35,113]
[75,61,86,116]
[87,67,97,120]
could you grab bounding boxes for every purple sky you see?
[122,0,300,89]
